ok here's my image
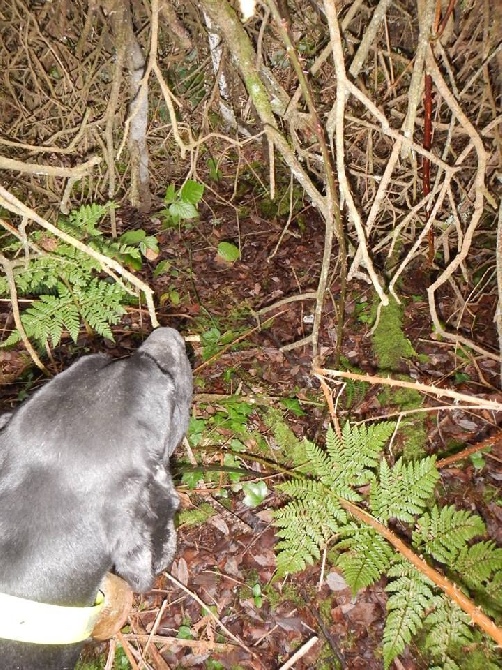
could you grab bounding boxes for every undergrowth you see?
[270,418,502,669]
[0,203,142,348]
[182,399,501,667]
[1,184,204,351]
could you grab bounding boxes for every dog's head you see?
[0,328,193,598]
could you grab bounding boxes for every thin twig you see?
[0,253,47,371]
[164,573,265,666]
[315,367,502,411]
[277,636,320,670]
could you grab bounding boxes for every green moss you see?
[377,386,422,410]
[263,582,305,608]
[178,502,216,527]
[400,420,428,459]
[372,298,417,370]
[318,596,333,621]
[315,641,343,670]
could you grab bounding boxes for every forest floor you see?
[0,181,501,670]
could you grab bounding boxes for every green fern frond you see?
[454,541,502,586]
[429,660,460,670]
[90,238,142,266]
[2,291,80,348]
[74,279,126,340]
[274,496,344,543]
[295,438,333,478]
[424,596,473,664]
[275,534,320,575]
[264,408,305,465]
[383,562,435,669]
[274,495,346,576]
[277,477,328,500]
[178,503,216,527]
[271,418,500,667]
[66,202,109,236]
[274,503,323,575]
[484,569,502,602]
[370,456,439,522]
[342,378,369,408]
[413,505,486,563]
[325,422,396,489]
[336,524,394,593]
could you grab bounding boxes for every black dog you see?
[0,328,193,669]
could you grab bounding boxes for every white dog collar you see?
[0,590,105,645]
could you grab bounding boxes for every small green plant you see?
[207,157,222,182]
[0,203,151,349]
[199,326,246,360]
[117,229,159,269]
[76,643,131,669]
[160,179,204,229]
[216,241,240,263]
[271,421,502,669]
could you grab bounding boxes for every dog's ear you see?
[137,328,193,457]
[108,467,179,593]
[0,413,12,430]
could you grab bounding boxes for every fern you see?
[383,561,435,669]
[271,419,501,669]
[336,523,394,592]
[274,501,327,574]
[3,289,80,347]
[274,489,347,575]
[413,505,486,563]
[454,541,502,585]
[324,422,395,491]
[63,202,110,237]
[178,503,216,527]
[424,596,473,666]
[73,280,126,340]
[370,456,439,523]
[0,202,143,349]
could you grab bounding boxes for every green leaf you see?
[469,452,485,469]
[119,230,146,245]
[242,480,268,507]
[223,453,243,484]
[177,625,194,640]
[180,179,204,204]
[280,397,306,416]
[181,470,204,489]
[252,583,263,608]
[169,289,180,306]
[153,259,171,277]
[207,158,222,182]
[140,235,159,253]
[217,241,240,263]
[169,201,199,221]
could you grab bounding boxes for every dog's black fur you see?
[0,328,193,669]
